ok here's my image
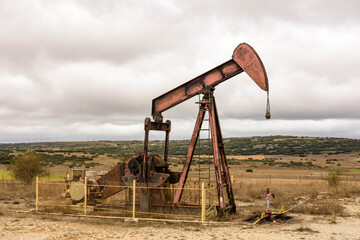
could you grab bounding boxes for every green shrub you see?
[11,153,47,185]
[0,151,15,164]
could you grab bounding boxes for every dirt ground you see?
[1,211,360,240]
[1,194,360,240]
[1,154,360,240]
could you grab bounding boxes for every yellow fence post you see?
[84,177,87,216]
[201,182,205,222]
[36,176,39,213]
[132,179,136,219]
[231,175,234,185]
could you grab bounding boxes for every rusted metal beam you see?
[152,60,243,117]
[151,43,268,119]
[164,120,171,163]
[213,97,236,212]
[208,94,225,213]
[148,121,171,131]
[143,118,151,181]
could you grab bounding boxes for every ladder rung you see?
[200,129,209,131]
[203,119,209,121]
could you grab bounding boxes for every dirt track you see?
[1,211,360,240]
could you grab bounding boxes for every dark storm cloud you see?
[0,0,359,142]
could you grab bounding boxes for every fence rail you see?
[35,177,218,223]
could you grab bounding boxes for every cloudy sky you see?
[0,0,359,143]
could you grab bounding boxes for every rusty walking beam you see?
[151,43,269,120]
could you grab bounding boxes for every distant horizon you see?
[1,134,359,144]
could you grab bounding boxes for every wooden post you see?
[36,177,39,212]
[231,175,234,185]
[201,182,206,222]
[84,177,87,216]
[132,179,136,219]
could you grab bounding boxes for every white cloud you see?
[0,0,359,142]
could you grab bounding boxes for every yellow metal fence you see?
[35,177,218,222]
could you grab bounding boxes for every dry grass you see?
[292,199,344,215]
[0,181,36,200]
[330,181,360,197]
[1,167,359,221]
[232,177,359,216]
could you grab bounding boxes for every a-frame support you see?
[173,89,236,215]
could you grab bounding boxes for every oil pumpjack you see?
[142,42,270,215]
[63,43,269,217]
